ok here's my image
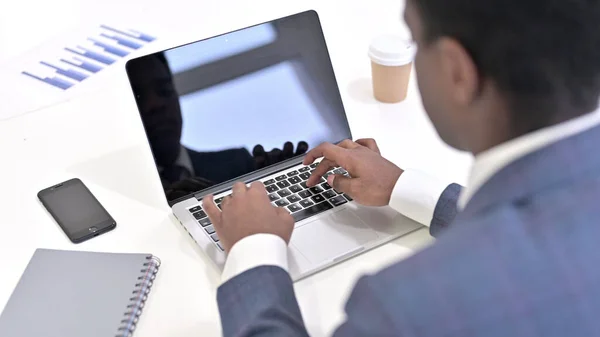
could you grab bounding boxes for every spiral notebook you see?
[0,249,160,337]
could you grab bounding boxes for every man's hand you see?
[304,139,403,207]
[203,182,295,253]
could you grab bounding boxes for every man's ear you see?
[435,37,479,106]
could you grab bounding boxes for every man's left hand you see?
[203,182,295,253]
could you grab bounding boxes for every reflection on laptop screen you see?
[126,10,351,203]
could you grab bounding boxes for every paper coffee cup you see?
[369,35,415,103]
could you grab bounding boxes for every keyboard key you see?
[218,204,223,210]
[275,175,287,181]
[287,195,301,203]
[299,167,310,172]
[266,185,279,193]
[269,193,281,201]
[277,180,291,188]
[264,179,276,186]
[299,172,311,180]
[330,196,348,207]
[344,194,354,201]
[210,233,219,242]
[217,242,224,251]
[288,176,302,184]
[298,190,312,199]
[214,197,225,204]
[205,225,216,234]
[198,218,211,227]
[275,199,290,207]
[192,211,207,220]
[321,182,332,190]
[189,206,202,213]
[334,168,347,175]
[287,171,299,177]
[323,172,333,180]
[289,185,303,193]
[310,163,319,168]
[292,201,333,222]
[320,177,327,183]
[322,190,337,199]
[309,186,324,194]
[277,189,292,197]
[300,181,308,189]
[311,194,325,203]
[288,203,302,213]
[299,199,314,208]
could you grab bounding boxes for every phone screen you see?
[40,180,113,239]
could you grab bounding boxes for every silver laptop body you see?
[126,10,422,281]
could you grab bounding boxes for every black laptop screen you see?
[126,11,351,202]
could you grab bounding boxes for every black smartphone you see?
[38,178,116,243]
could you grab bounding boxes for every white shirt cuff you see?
[221,233,289,284]
[389,169,449,227]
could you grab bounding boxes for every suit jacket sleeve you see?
[332,274,406,336]
[429,183,462,237]
[217,265,309,337]
[216,183,462,337]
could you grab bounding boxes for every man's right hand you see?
[304,139,403,207]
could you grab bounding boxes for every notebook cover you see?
[0,249,156,337]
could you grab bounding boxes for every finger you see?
[276,207,295,242]
[296,141,309,155]
[252,144,265,157]
[268,148,282,164]
[276,206,293,223]
[338,139,360,149]
[221,195,233,209]
[282,142,294,158]
[356,138,380,154]
[275,206,289,217]
[249,181,268,197]
[231,182,247,197]
[202,195,222,226]
[253,145,267,168]
[307,158,336,187]
[303,142,349,167]
[327,174,354,195]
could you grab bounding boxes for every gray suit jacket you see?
[217,125,600,336]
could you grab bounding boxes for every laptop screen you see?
[126,10,351,203]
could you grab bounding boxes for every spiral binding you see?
[115,255,161,337]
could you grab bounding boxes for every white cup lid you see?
[369,35,415,66]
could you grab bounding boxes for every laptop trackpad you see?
[291,209,379,264]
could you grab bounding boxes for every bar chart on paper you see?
[21,25,156,90]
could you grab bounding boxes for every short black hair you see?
[413,0,600,133]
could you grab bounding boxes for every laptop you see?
[125,10,422,281]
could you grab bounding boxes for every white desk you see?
[0,0,472,335]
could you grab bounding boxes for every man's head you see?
[405,0,600,153]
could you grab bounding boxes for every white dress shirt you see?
[221,111,600,283]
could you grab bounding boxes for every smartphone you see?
[38,178,116,243]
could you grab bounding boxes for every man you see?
[204,0,600,335]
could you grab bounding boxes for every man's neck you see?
[470,109,590,156]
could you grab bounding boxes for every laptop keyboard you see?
[186,163,352,251]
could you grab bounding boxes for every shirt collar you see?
[457,110,600,210]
